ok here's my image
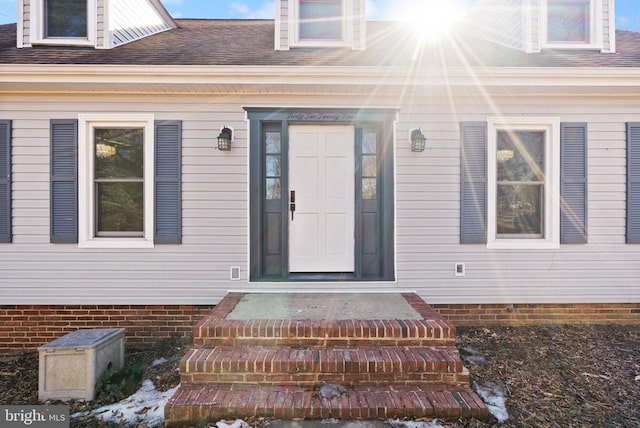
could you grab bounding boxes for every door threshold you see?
[288,273,356,281]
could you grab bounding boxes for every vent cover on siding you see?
[0,120,11,243]
[560,123,588,244]
[50,120,78,244]
[460,122,487,244]
[627,123,640,244]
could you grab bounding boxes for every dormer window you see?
[299,0,343,41]
[275,0,364,51]
[547,0,589,43]
[290,0,352,47]
[45,0,88,38]
[32,0,96,46]
[542,0,601,49]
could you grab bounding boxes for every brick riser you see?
[194,293,457,349]
[165,384,486,424]
[180,346,470,388]
[194,319,456,348]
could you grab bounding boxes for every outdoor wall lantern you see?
[410,128,427,152]
[217,126,233,151]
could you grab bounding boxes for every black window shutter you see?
[560,123,588,244]
[0,120,11,243]
[50,119,78,243]
[460,122,487,244]
[627,123,640,244]
[154,120,182,244]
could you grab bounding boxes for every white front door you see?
[289,125,355,272]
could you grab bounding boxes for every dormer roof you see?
[17,0,177,49]
[465,0,616,53]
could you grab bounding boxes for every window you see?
[78,115,154,248]
[292,0,348,47]
[94,128,144,237]
[543,0,601,48]
[33,0,95,46]
[45,0,87,38]
[299,0,343,41]
[487,118,560,249]
[265,131,282,200]
[361,131,377,200]
[496,131,545,238]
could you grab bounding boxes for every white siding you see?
[96,0,105,48]
[601,0,615,53]
[0,92,638,306]
[108,0,173,48]
[20,0,31,47]
[352,0,364,50]
[530,0,540,52]
[276,0,289,50]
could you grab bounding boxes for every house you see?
[0,0,639,352]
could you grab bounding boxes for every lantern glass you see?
[411,129,426,152]
[217,127,233,151]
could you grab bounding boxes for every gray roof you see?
[2,19,640,67]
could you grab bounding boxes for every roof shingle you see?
[2,20,640,68]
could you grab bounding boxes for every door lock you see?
[290,190,296,221]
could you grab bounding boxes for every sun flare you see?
[398,0,469,41]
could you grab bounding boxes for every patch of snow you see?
[459,347,488,366]
[216,420,251,428]
[321,418,341,424]
[318,384,348,398]
[473,382,509,424]
[387,419,445,428]
[152,357,168,367]
[72,379,178,428]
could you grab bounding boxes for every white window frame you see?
[541,0,602,50]
[290,0,352,48]
[32,0,97,47]
[78,114,155,249]
[487,117,561,250]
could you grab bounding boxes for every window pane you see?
[46,0,87,38]
[266,155,281,177]
[547,0,589,43]
[299,0,342,40]
[497,184,543,236]
[265,132,281,154]
[266,178,282,200]
[97,182,144,234]
[496,131,545,182]
[362,178,377,200]
[362,132,377,155]
[362,155,377,177]
[95,128,144,179]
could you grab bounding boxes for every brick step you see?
[180,346,469,387]
[164,383,488,427]
[194,318,456,348]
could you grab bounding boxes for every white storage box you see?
[38,328,125,401]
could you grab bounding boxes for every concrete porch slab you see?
[226,293,422,320]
